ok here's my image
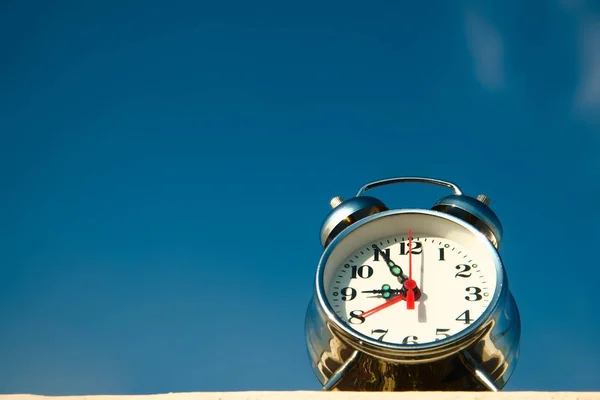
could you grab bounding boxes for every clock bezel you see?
[314,208,506,359]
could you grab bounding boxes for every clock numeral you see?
[402,335,419,344]
[400,241,423,255]
[456,310,472,325]
[372,247,390,261]
[465,287,483,301]
[371,328,389,341]
[439,248,445,261]
[435,328,450,340]
[351,265,373,279]
[455,264,472,278]
[340,287,357,301]
[348,310,365,324]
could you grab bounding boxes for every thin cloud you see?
[574,15,600,115]
[558,0,585,10]
[464,10,505,91]
[559,0,600,123]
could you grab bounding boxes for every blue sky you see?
[0,0,598,394]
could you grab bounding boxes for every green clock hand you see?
[372,244,408,282]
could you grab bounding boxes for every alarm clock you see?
[304,177,520,391]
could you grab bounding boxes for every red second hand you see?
[358,294,405,318]
[406,229,415,310]
[408,229,413,280]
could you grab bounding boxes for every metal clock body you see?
[305,177,521,391]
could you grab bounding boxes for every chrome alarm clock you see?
[305,177,520,391]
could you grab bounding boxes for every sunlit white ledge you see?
[1,392,599,400]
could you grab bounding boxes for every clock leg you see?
[322,350,360,391]
[460,351,499,392]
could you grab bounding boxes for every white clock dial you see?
[321,213,501,346]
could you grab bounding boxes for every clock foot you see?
[460,351,499,392]
[322,350,360,391]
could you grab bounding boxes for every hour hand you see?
[362,284,403,299]
[372,244,408,281]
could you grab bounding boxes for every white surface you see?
[1,392,599,400]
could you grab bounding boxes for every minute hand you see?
[372,245,408,282]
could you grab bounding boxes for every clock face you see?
[320,211,502,347]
